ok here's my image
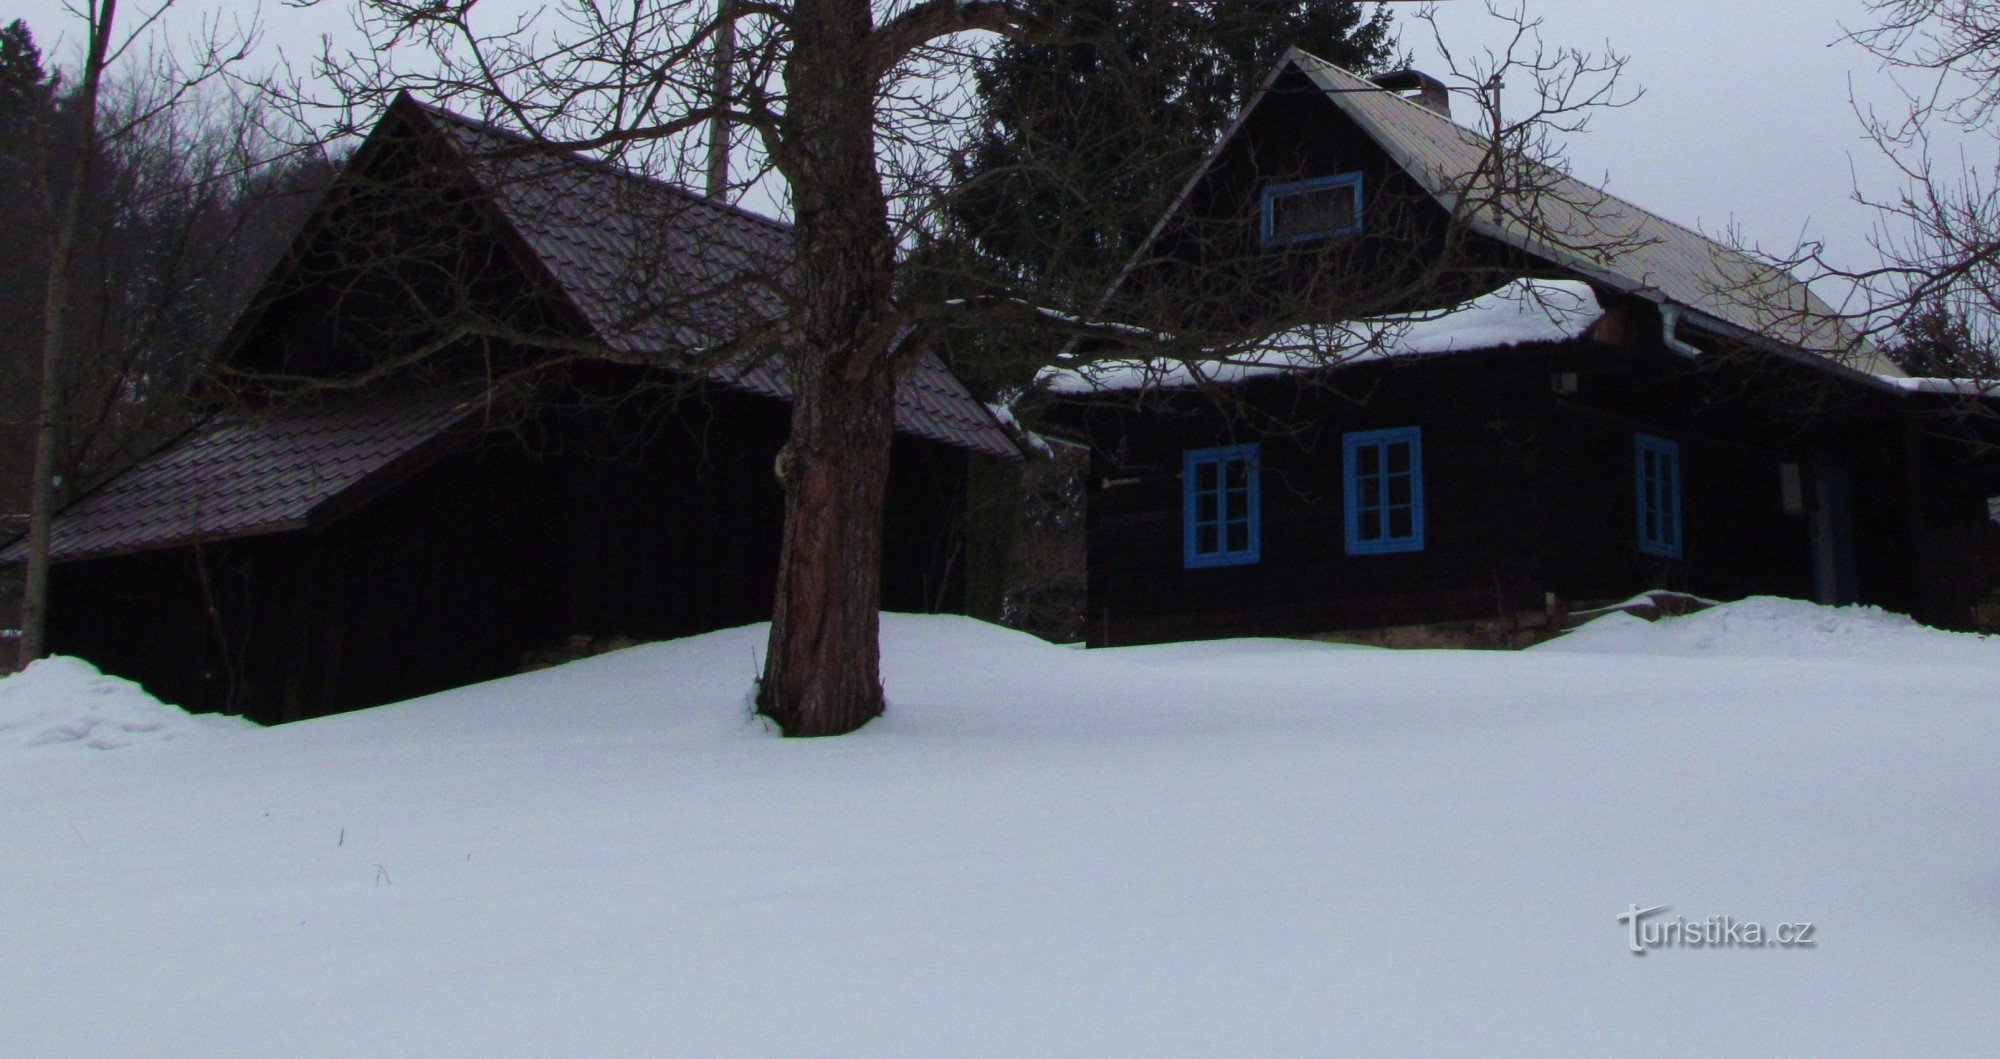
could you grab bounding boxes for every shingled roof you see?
[0,397,481,565]
[1118,52,1894,377]
[403,99,1021,458]
[1283,54,1891,373]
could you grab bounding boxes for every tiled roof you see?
[1285,54,1895,374]
[410,101,1022,458]
[0,397,480,564]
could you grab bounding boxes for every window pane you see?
[1387,441,1411,474]
[1389,506,1414,540]
[1195,493,1218,524]
[1195,461,1218,492]
[1226,489,1248,520]
[1226,521,1250,553]
[1272,184,1357,240]
[1197,524,1219,555]
[1388,473,1412,507]
[1359,475,1383,509]
[1356,444,1380,476]
[1224,458,1249,490]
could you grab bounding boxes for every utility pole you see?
[705,2,734,201]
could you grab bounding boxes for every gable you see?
[221,98,1019,460]
[1110,64,1551,340]
[1105,52,1893,378]
[222,106,585,383]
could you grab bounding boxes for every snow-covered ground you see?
[3,599,1997,1056]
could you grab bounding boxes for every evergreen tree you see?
[0,19,55,112]
[940,1,1396,393]
[953,2,1393,278]
[0,20,56,532]
[1887,298,1999,378]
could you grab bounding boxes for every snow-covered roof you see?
[1873,375,2000,397]
[1043,278,1602,395]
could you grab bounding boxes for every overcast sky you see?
[8,1,1969,280]
[1404,1,1940,291]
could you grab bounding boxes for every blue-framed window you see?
[1344,427,1424,555]
[1635,433,1683,559]
[1260,172,1365,247]
[1184,444,1261,568]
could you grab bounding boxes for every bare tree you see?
[1728,0,2000,386]
[284,0,1638,735]
[11,2,275,669]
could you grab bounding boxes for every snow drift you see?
[1541,594,1997,662]
[0,656,254,751]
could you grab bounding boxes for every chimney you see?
[1370,69,1452,121]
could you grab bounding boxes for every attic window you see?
[1260,173,1364,247]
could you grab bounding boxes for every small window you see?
[1261,173,1364,246]
[1184,444,1261,568]
[1344,427,1424,555]
[1635,434,1683,559]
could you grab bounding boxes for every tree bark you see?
[758,0,902,736]
[17,0,114,670]
[759,368,898,736]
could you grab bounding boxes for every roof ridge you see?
[1293,54,1729,255]
[405,97,794,237]
[1293,54,1850,324]
[1289,49,1469,130]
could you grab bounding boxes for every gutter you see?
[1654,300,1912,396]
[1657,304,1705,360]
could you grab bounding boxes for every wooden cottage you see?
[1049,52,2000,648]
[1,96,1021,723]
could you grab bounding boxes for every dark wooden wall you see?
[1075,337,1985,648]
[1083,351,1561,645]
[46,386,974,724]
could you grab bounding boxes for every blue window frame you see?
[1635,433,1683,559]
[1344,427,1425,555]
[1260,172,1364,247]
[1183,444,1261,568]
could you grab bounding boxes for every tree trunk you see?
[17,0,113,670]
[758,0,901,736]
[759,368,898,736]
[16,276,64,668]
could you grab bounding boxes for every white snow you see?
[1538,594,1997,662]
[4,599,1998,1055]
[983,397,1054,457]
[1043,278,1603,394]
[0,656,254,751]
[1876,374,2000,397]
